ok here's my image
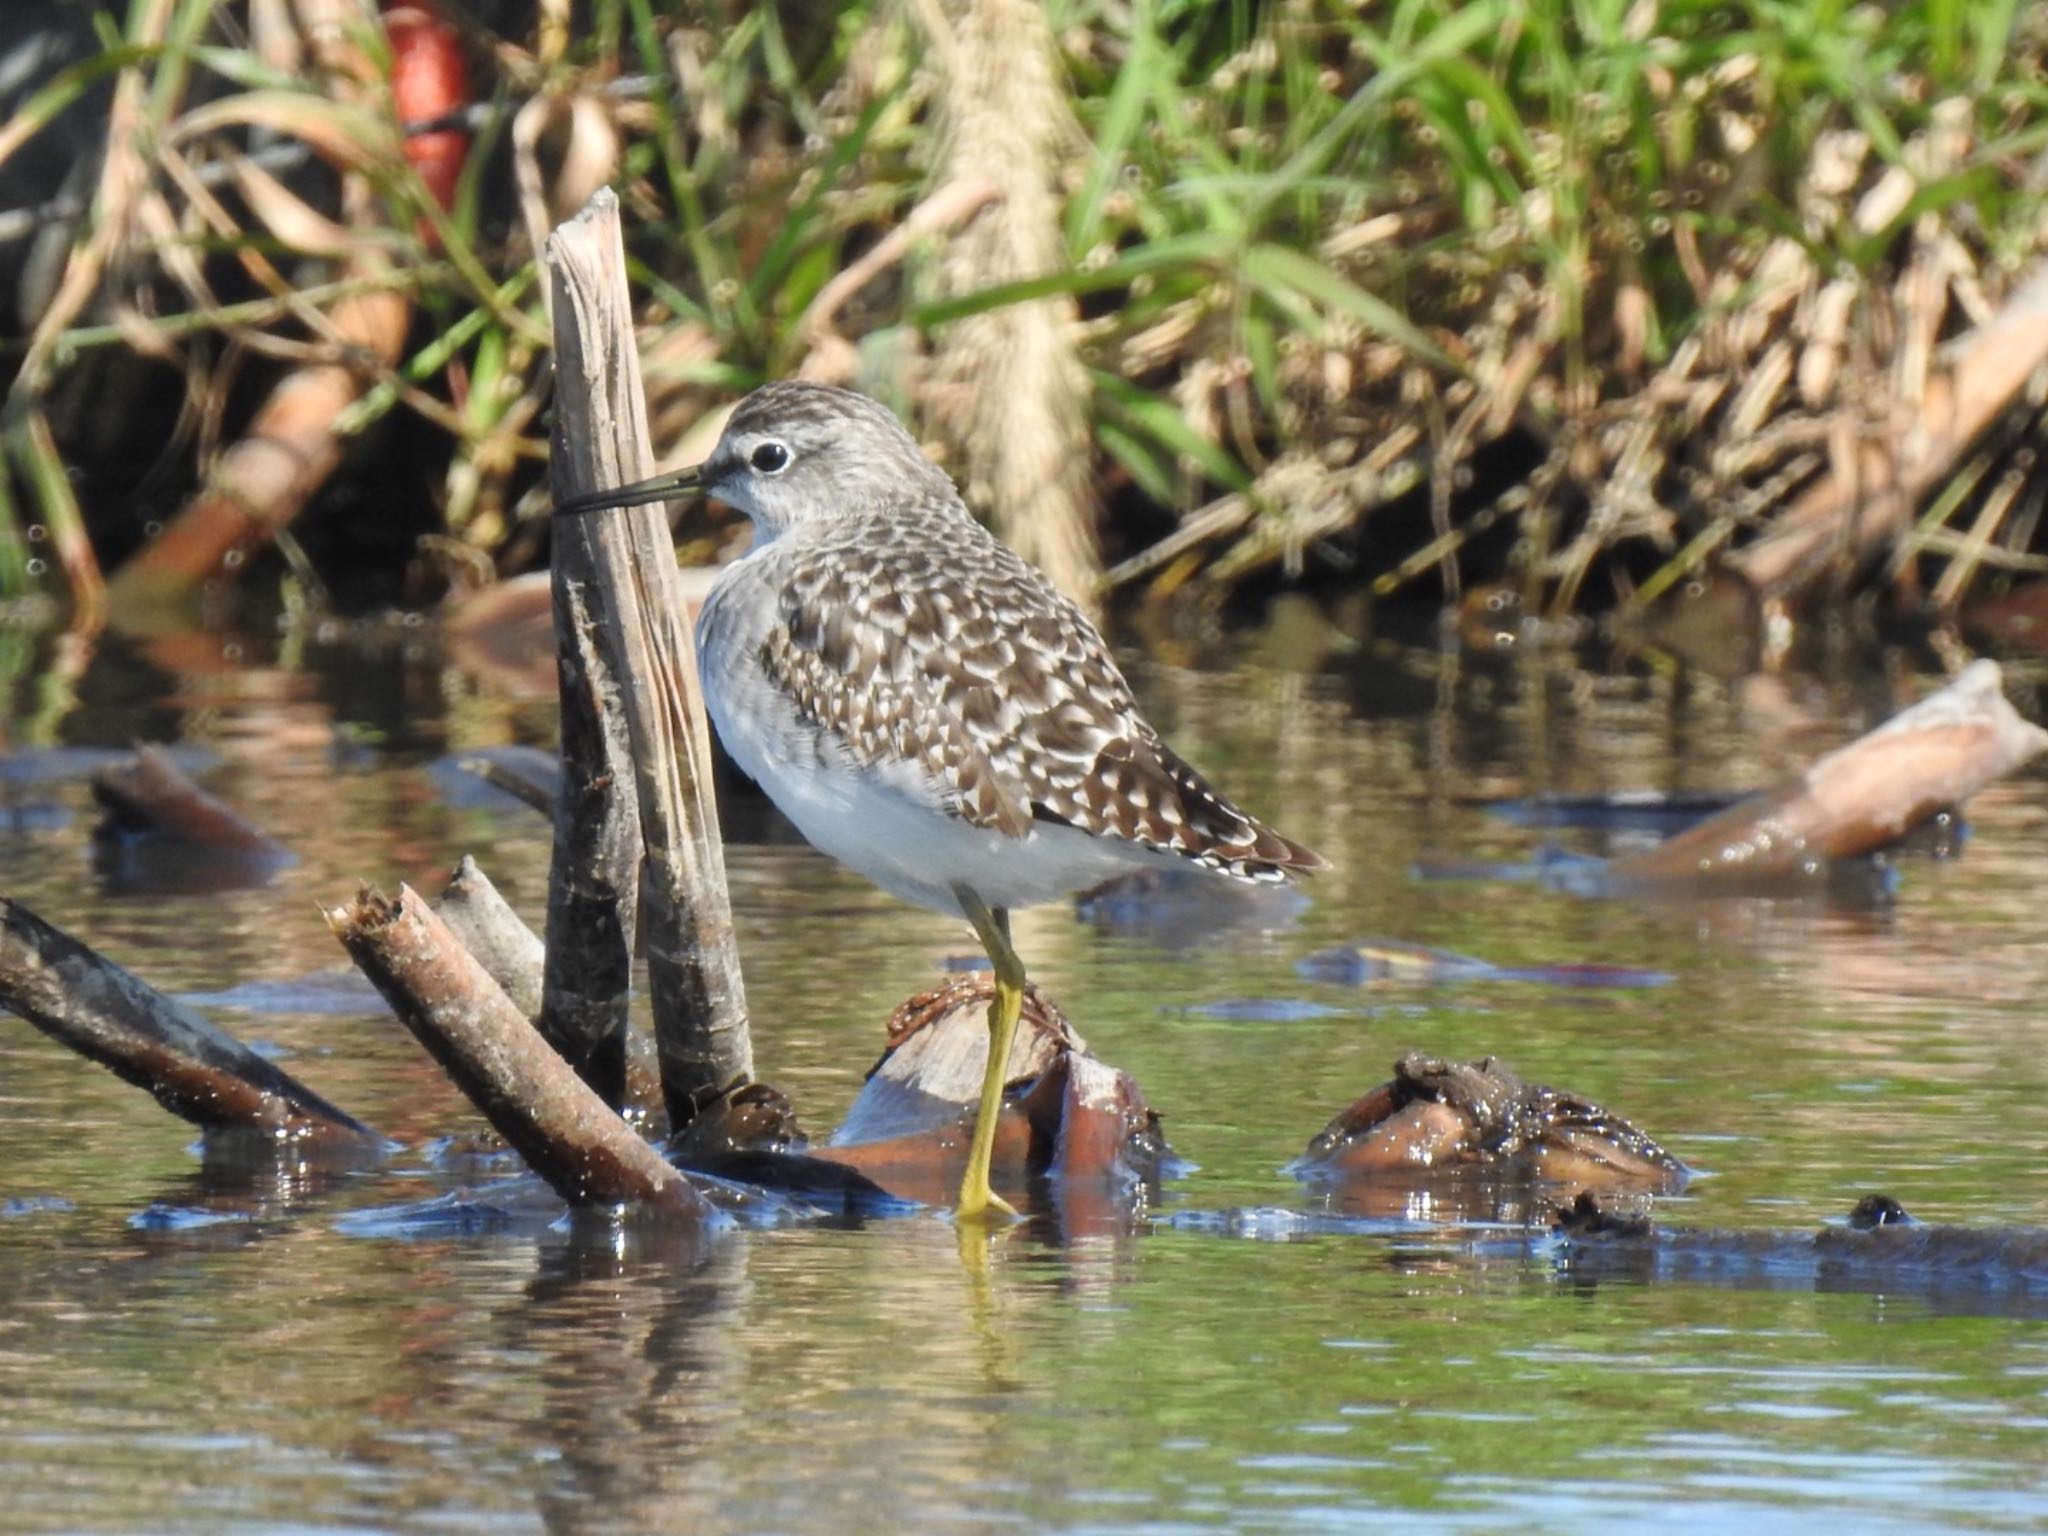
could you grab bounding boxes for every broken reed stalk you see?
[535,196,645,1107]
[545,188,753,1128]
[535,553,640,1107]
[326,884,711,1215]
[0,896,375,1144]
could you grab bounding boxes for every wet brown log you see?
[1023,1048,1169,1233]
[1296,1052,1686,1219]
[0,896,375,1144]
[546,189,752,1127]
[435,856,544,1020]
[1608,659,2048,889]
[1730,259,2048,602]
[1037,1049,1162,1187]
[326,884,711,1216]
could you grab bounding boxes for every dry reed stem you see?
[104,241,410,614]
[19,409,104,628]
[103,0,413,614]
[796,176,999,384]
[7,0,174,410]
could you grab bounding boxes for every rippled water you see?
[3,614,2046,1533]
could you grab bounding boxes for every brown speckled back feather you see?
[755,494,1323,883]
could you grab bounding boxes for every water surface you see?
[2,616,2045,1533]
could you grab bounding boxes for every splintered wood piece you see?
[326,884,712,1218]
[0,897,374,1144]
[831,976,1078,1146]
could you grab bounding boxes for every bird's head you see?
[553,382,958,540]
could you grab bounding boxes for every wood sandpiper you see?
[555,381,1324,1219]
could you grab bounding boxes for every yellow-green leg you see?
[955,888,1024,1221]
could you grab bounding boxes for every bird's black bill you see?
[551,465,703,518]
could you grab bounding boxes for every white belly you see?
[696,568,1164,918]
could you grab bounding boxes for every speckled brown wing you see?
[757,500,1324,882]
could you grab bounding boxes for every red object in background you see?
[383,0,470,214]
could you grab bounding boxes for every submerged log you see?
[1295,1052,1686,1220]
[1556,1192,2048,1301]
[1297,938,1671,989]
[0,896,376,1146]
[830,975,1077,1146]
[1606,659,2048,890]
[326,884,713,1218]
[92,746,294,859]
[451,747,561,816]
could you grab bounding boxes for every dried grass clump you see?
[1071,2,2048,617]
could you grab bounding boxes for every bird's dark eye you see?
[750,441,792,474]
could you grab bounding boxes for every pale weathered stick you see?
[1609,659,2048,888]
[436,855,545,1020]
[546,189,753,1128]
[327,884,711,1215]
[0,896,376,1144]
